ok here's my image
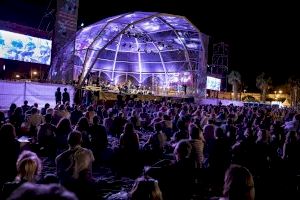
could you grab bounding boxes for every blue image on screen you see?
[206,76,221,91]
[0,30,52,65]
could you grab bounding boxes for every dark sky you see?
[0,0,299,91]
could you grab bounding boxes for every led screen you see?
[206,76,221,91]
[0,30,52,65]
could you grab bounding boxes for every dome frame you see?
[49,12,207,97]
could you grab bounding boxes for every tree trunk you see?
[233,82,238,100]
[293,86,298,107]
[262,88,266,102]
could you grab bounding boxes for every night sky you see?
[0,0,299,91]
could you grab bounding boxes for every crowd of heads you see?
[0,95,300,199]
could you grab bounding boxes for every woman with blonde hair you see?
[16,151,42,182]
[1,151,42,199]
[128,176,163,200]
[221,164,255,200]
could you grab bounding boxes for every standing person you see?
[74,88,82,105]
[62,88,70,105]
[85,90,93,106]
[55,87,62,105]
[183,84,187,95]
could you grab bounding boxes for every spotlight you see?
[80,22,84,27]
[16,74,20,78]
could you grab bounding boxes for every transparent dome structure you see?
[50,12,207,96]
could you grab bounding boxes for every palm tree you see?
[256,72,272,102]
[228,71,241,100]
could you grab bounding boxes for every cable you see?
[37,0,55,30]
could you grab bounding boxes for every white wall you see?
[0,80,74,110]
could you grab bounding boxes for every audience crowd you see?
[0,95,300,200]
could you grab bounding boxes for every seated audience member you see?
[103,111,114,135]
[2,151,42,199]
[119,123,140,154]
[7,183,78,200]
[27,107,44,137]
[41,103,50,116]
[56,131,95,190]
[46,108,54,115]
[90,116,108,159]
[37,114,56,157]
[111,112,127,137]
[21,100,30,114]
[147,140,195,200]
[41,174,59,184]
[70,105,83,126]
[144,122,167,163]
[172,119,189,143]
[116,123,141,176]
[56,118,72,154]
[188,124,205,168]
[0,123,20,187]
[209,127,231,185]
[8,103,17,119]
[220,164,255,200]
[9,107,24,134]
[74,117,91,149]
[52,105,69,125]
[0,111,5,126]
[84,105,97,124]
[128,175,163,200]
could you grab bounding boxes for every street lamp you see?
[31,71,38,80]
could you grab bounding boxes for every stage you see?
[83,85,196,103]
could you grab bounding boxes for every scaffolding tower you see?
[208,42,229,91]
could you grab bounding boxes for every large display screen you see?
[0,30,52,65]
[206,76,221,91]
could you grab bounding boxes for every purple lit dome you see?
[51,12,207,94]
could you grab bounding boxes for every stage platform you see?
[95,91,195,103]
[83,85,195,102]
